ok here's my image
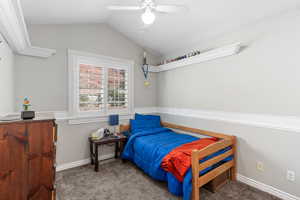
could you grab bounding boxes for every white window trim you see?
[68,49,134,120]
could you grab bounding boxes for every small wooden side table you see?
[89,134,127,172]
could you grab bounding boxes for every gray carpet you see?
[56,159,281,200]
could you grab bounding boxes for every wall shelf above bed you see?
[149,43,242,73]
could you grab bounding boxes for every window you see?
[68,50,133,117]
[107,68,128,110]
[79,64,104,111]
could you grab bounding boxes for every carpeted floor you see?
[56,159,281,200]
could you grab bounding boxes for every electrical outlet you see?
[287,170,296,182]
[256,161,264,171]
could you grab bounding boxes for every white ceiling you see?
[21,0,300,57]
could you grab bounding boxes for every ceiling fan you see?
[107,0,188,25]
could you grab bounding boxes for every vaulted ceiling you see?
[21,0,299,57]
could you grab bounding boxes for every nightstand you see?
[89,134,127,172]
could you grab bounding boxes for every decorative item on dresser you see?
[0,119,57,200]
[21,97,35,120]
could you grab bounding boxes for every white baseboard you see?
[56,153,115,172]
[237,174,300,200]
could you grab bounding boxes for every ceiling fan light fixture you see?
[141,8,156,25]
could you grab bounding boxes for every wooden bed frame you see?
[120,122,237,200]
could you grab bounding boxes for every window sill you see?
[66,113,133,125]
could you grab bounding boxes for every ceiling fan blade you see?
[155,5,188,13]
[107,5,143,11]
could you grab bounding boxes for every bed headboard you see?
[120,122,232,140]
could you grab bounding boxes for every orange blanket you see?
[161,138,218,182]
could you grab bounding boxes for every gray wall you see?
[14,24,160,166]
[15,24,160,112]
[158,11,300,116]
[0,33,15,115]
[157,11,300,197]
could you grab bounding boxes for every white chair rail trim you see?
[157,107,300,133]
[53,107,300,132]
[0,107,157,125]
[2,107,299,132]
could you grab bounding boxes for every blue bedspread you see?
[122,128,232,200]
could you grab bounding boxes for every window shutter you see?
[79,64,104,111]
[107,68,128,110]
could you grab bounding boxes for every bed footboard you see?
[191,137,236,200]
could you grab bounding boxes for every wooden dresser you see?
[0,119,57,200]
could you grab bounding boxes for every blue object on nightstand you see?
[109,114,119,126]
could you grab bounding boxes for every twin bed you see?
[120,114,236,200]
